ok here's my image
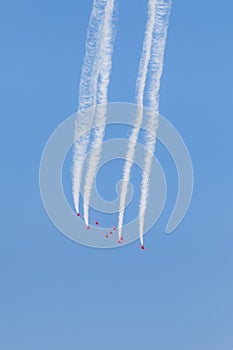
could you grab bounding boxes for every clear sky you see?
[1,0,233,349]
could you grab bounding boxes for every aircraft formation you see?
[76,212,145,250]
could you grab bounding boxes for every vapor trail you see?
[72,0,115,215]
[117,0,157,240]
[117,0,171,244]
[82,0,117,226]
[138,0,171,245]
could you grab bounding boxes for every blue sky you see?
[1,0,233,349]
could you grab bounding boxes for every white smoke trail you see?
[72,0,114,215]
[138,0,171,245]
[82,0,117,226]
[117,0,157,240]
[117,0,171,244]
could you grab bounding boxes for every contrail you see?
[72,0,115,215]
[139,0,171,246]
[117,0,171,244]
[82,0,117,226]
[117,0,157,240]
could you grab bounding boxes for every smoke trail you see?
[117,0,157,239]
[83,0,117,226]
[72,0,114,214]
[138,0,171,245]
[117,0,171,243]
